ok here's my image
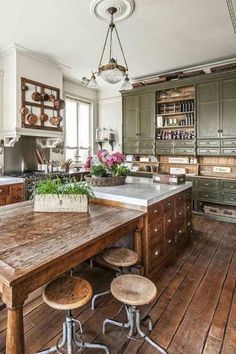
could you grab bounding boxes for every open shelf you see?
[156,125,194,129]
[157,97,194,104]
[158,111,194,117]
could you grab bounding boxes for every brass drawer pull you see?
[154,250,159,256]
[205,183,210,187]
[178,230,183,234]
[187,221,191,226]
[230,185,235,189]
[167,219,172,223]
[167,202,171,206]
[187,206,190,210]
[168,239,172,243]
[154,209,158,214]
[178,211,182,216]
[0,189,2,193]
[205,194,209,198]
[154,228,158,232]
[230,198,235,201]
[178,197,182,200]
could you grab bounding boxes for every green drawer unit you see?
[139,141,155,155]
[221,180,236,191]
[197,140,220,147]
[197,190,219,202]
[156,148,174,155]
[221,139,236,147]
[221,193,236,205]
[174,147,195,155]
[221,148,236,156]
[123,140,138,154]
[155,140,173,147]
[197,178,219,189]
[174,140,195,147]
[156,140,173,155]
[197,148,221,156]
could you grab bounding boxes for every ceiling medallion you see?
[90,0,135,22]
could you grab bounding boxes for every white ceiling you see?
[0,0,235,84]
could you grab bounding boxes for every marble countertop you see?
[0,176,25,186]
[93,176,192,207]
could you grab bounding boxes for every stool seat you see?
[103,247,138,267]
[111,274,157,306]
[43,276,93,311]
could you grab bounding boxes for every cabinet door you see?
[221,79,236,138]
[123,95,139,139]
[139,93,155,140]
[197,82,220,139]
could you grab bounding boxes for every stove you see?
[8,171,73,200]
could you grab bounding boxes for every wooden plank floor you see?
[0,215,235,354]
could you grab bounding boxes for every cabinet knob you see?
[230,198,235,201]
[187,206,190,210]
[230,185,235,189]
[154,209,158,214]
[167,219,172,223]
[205,183,210,187]
[187,221,191,226]
[0,189,2,193]
[178,211,182,215]
[178,197,182,200]
[154,250,159,256]
[167,202,171,206]
[179,230,183,234]
[205,194,209,198]
[168,239,172,243]
[154,228,158,232]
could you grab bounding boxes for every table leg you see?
[6,306,25,354]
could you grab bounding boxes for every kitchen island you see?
[0,201,144,354]
[92,177,193,274]
[0,176,25,206]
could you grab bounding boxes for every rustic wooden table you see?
[0,201,145,354]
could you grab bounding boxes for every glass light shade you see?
[99,67,125,84]
[121,76,133,90]
[87,75,98,89]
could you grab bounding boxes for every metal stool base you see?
[103,305,168,354]
[36,311,110,354]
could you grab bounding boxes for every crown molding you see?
[0,43,70,71]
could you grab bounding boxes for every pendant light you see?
[87,7,133,90]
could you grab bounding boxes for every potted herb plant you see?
[34,178,94,213]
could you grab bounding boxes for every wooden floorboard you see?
[0,215,235,354]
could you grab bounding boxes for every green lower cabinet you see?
[221,180,236,191]
[139,141,155,154]
[196,178,219,189]
[221,192,236,205]
[123,140,138,154]
[197,190,219,202]
[197,148,221,156]
[174,147,195,155]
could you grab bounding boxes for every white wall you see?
[97,84,122,153]
[0,68,3,172]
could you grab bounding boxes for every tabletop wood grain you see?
[0,202,145,287]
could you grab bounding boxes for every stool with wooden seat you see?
[91,247,139,310]
[36,275,110,354]
[103,274,168,354]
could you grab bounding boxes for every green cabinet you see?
[197,78,236,156]
[123,92,155,154]
[197,82,220,139]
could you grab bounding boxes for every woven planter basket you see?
[85,175,126,187]
[34,194,89,213]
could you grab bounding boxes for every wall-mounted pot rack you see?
[21,77,63,132]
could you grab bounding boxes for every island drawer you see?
[176,205,185,223]
[176,192,185,206]
[175,223,186,240]
[185,201,192,217]
[148,202,163,223]
[149,242,164,269]
[0,197,6,206]
[163,196,175,212]
[185,189,192,201]
[10,184,24,197]
[0,186,9,196]
[149,220,163,248]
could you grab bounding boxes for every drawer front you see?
[221,180,236,191]
[197,190,219,202]
[148,202,163,223]
[164,197,175,212]
[221,193,236,204]
[0,197,6,206]
[149,221,163,248]
[175,223,186,240]
[221,139,236,147]
[155,148,174,155]
[185,189,192,201]
[176,205,185,222]
[197,178,219,189]
[185,201,192,216]
[150,242,164,268]
[0,185,9,196]
[139,147,155,155]
[123,140,138,154]
[175,192,185,205]
[197,140,220,147]
[174,140,195,147]
[197,148,220,155]
[6,195,24,204]
[164,210,175,231]
[156,140,173,147]
[221,148,236,156]
[174,147,195,155]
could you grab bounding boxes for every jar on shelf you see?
[101,127,108,141]
[95,127,101,141]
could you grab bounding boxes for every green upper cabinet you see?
[123,95,139,140]
[221,78,236,138]
[123,92,155,141]
[197,82,220,139]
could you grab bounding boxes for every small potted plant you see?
[85,150,130,187]
[33,178,94,213]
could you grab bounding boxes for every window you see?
[65,97,92,163]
